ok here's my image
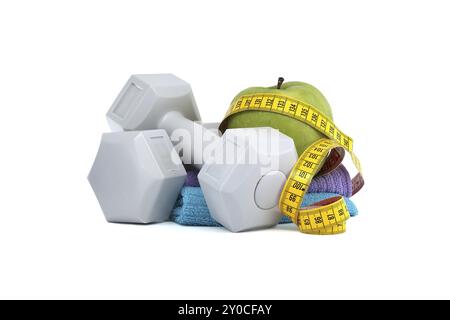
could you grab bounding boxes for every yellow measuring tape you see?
[219,93,364,235]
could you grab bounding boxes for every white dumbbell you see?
[89,74,298,231]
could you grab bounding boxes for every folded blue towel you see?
[170,186,358,227]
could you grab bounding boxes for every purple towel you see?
[183,164,352,197]
[309,164,352,197]
[184,166,200,187]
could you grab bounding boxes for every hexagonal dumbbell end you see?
[88,130,186,223]
[106,74,201,131]
[198,128,298,232]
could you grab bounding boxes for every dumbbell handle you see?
[158,111,219,170]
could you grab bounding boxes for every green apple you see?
[225,80,333,157]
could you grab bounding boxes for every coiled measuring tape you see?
[219,93,364,235]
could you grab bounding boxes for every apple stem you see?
[277,77,284,89]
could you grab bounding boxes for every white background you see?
[1,0,449,299]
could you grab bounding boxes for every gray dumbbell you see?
[90,74,298,231]
[106,74,215,168]
[88,130,186,223]
[198,127,298,231]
